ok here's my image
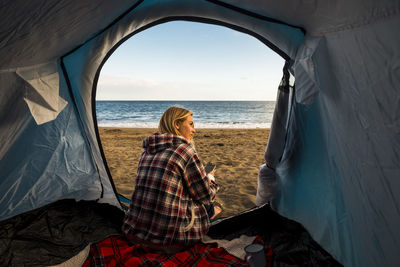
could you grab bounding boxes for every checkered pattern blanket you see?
[82,235,272,266]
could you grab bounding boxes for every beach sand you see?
[99,128,270,218]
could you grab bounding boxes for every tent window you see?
[95,21,284,217]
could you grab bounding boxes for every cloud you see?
[96,75,201,100]
[98,75,161,88]
[96,74,279,101]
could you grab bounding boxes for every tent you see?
[0,0,399,266]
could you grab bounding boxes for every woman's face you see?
[176,115,196,141]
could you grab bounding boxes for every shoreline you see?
[99,127,270,217]
[98,127,271,130]
[97,124,271,129]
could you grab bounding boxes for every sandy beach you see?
[99,128,270,218]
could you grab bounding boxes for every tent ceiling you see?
[1,0,398,70]
[0,0,137,69]
[220,0,400,34]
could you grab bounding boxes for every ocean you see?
[96,101,275,128]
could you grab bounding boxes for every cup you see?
[244,243,266,267]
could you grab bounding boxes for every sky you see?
[97,21,285,101]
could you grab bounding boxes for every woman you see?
[122,106,221,253]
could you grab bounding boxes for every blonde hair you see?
[158,106,193,137]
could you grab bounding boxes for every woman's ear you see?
[174,121,180,130]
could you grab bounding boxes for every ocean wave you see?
[97,121,270,129]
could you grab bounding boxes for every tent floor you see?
[0,199,342,266]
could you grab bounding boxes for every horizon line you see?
[95,99,276,102]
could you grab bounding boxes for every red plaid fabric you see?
[82,235,247,267]
[122,133,218,247]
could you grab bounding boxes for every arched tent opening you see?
[58,1,303,208]
[1,1,399,266]
[94,20,286,217]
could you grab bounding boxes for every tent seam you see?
[59,60,104,200]
[316,6,400,35]
[205,0,306,34]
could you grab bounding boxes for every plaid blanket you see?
[83,235,273,266]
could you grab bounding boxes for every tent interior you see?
[1,0,399,266]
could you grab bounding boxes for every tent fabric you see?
[257,62,294,207]
[16,62,68,125]
[1,1,400,266]
[0,200,340,266]
[0,200,124,266]
[275,15,400,267]
[208,204,342,266]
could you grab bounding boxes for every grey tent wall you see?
[256,61,294,208]
[0,63,105,221]
[275,14,400,267]
[0,0,140,221]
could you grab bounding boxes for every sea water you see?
[96,101,275,128]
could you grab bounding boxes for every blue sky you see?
[97,21,284,101]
